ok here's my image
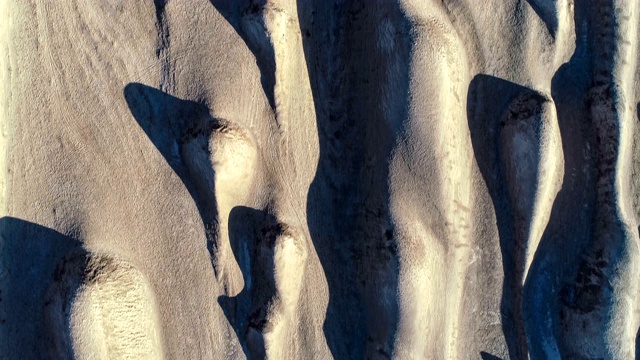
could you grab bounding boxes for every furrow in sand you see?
[558,1,639,358]
[236,0,316,216]
[607,1,640,356]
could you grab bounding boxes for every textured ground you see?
[2,0,640,359]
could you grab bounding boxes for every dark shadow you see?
[217,206,279,359]
[125,85,254,357]
[126,84,261,358]
[637,179,640,359]
[522,1,595,358]
[208,0,276,110]
[124,83,222,271]
[480,351,503,360]
[0,217,82,358]
[525,0,558,37]
[295,3,363,358]
[296,2,409,358]
[636,324,640,360]
[467,74,535,359]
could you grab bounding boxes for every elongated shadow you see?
[0,217,82,357]
[525,0,559,37]
[208,0,276,110]
[467,74,536,359]
[522,2,595,357]
[637,322,640,360]
[638,112,640,358]
[295,3,364,358]
[124,83,221,266]
[125,85,253,357]
[297,2,407,358]
[480,351,503,360]
[218,206,281,359]
[124,83,258,356]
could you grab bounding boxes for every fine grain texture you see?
[2,1,640,359]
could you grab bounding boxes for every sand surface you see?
[2,1,640,359]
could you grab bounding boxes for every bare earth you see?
[2,1,640,359]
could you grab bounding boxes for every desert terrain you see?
[2,0,640,359]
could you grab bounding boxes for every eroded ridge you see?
[499,91,564,357]
[391,3,474,358]
[245,222,308,359]
[500,92,563,286]
[558,1,640,359]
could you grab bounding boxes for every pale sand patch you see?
[182,119,259,293]
[0,0,11,216]
[392,4,473,358]
[45,253,163,360]
[6,0,640,358]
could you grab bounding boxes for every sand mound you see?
[4,0,640,358]
[245,223,308,359]
[44,253,163,360]
[182,119,259,293]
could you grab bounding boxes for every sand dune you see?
[3,0,640,359]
